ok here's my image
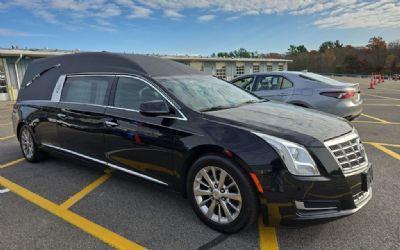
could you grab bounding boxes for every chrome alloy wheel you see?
[193,166,242,224]
[21,129,34,159]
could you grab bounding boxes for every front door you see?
[103,76,180,185]
[57,75,114,161]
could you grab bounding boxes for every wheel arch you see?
[178,144,257,198]
[288,100,311,108]
[16,121,26,141]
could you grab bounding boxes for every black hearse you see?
[12,53,372,233]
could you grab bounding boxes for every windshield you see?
[156,75,262,112]
[300,72,343,85]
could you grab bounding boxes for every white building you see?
[0,49,291,101]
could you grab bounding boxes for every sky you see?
[0,0,399,55]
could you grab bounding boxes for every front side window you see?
[113,77,163,110]
[232,77,254,91]
[156,75,261,112]
[61,76,113,105]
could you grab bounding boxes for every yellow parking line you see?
[258,217,279,250]
[360,113,390,124]
[60,171,112,209]
[352,121,400,125]
[0,175,146,250]
[0,135,16,141]
[365,143,400,161]
[0,158,25,169]
[363,93,400,101]
[364,142,400,148]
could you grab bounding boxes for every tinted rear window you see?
[61,76,113,105]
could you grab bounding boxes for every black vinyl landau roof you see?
[19,52,204,101]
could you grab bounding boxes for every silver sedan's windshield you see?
[156,75,262,112]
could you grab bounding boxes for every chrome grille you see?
[325,132,368,176]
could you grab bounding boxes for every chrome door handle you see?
[57,113,67,119]
[105,121,119,127]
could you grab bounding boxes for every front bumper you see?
[258,163,373,226]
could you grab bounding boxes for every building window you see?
[253,65,260,73]
[278,65,284,71]
[215,66,226,79]
[236,65,245,76]
[266,65,273,72]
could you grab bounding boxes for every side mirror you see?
[139,100,170,117]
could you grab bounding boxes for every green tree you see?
[319,41,334,52]
[334,40,343,48]
[287,45,308,55]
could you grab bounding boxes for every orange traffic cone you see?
[368,75,375,89]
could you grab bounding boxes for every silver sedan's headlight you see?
[252,132,320,176]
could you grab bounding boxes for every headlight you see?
[252,132,320,176]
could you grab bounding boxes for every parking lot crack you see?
[197,234,229,250]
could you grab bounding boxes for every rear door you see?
[57,75,114,161]
[103,75,179,185]
[252,75,282,100]
[277,76,295,102]
[252,75,294,102]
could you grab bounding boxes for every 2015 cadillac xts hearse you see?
[13,53,373,233]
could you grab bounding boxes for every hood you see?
[204,101,353,147]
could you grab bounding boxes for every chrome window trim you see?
[59,101,108,108]
[51,74,66,102]
[54,74,188,121]
[41,143,168,186]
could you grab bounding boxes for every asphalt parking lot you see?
[1,77,399,250]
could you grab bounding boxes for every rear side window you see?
[61,76,113,105]
[254,75,293,91]
[253,76,277,91]
[113,77,163,110]
[281,78,294,89]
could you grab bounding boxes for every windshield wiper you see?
[237,99,268,106]
[199,105,236,112]
[25,64,61,88]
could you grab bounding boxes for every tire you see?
[19,125,45,162]
[187,155,259,233]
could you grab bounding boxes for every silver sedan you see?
[230,71,362,120]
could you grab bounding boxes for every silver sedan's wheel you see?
[21,128,34,159]
[193,166,242,224]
